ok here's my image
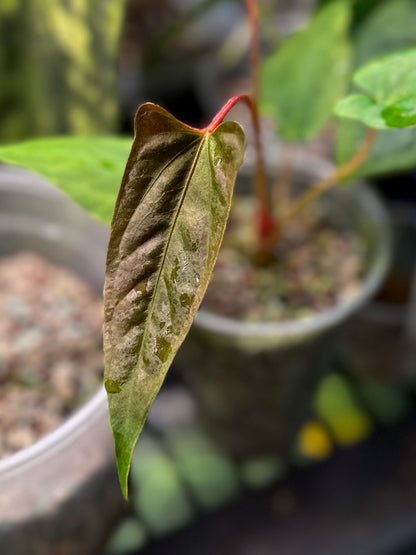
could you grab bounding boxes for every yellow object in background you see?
[297,421,333,460]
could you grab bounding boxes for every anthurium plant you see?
[0,1,416,498]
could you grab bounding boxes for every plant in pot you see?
[175,0,391,459]
[0,1,131,550]
[0,149,130,554]
[1,1,416,503]
[330,0,416,388]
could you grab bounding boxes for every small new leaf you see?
[335,48,416,130]
[104,103,245,498]
[381,94,416,128]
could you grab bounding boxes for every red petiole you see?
[205,95,275,250]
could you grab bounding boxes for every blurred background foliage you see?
[0,0,126,142]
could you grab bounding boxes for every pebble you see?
[0,252,104,459]
[203,198,366,322]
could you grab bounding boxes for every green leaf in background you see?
[314,374,373,446]
[260,0,352,142]
[0,0,127,142]
[354,0,416,68]
[382,94,416,128]
[335,93,388,129]
[336,120,416,178]
[0,136,132,225]
[353,48,416,107]
[335,49,416,175]
[167,428,240,511]
[130,435,194,536]
[104,103,245,498]
[319,0,383,26]
[336,0,416,175]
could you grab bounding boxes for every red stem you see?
[206,94,274,246]
[205,95,249,133]
[245,0,261,107]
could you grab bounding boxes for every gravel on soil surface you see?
[0,252,104,459]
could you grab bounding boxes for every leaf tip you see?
[113,430,134,500]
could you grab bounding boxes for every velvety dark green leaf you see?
[0,136,131,225]
[382,94,416,128]
[104,103,245,498]
[260,0,352,142]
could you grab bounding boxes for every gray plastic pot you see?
[177,153,392,458]
[0,167,123,555]
[344,201,416,385]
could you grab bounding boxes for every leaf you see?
[353,0,416,68]
[0,136,131,225]
[336,0,416,174]
[354,48,416,107]
[381,94,416,128]
[336,119,416,178]
[334,93,388,129]
[104,103,245,498]
[260,0,352,142]
[335,49,416,129]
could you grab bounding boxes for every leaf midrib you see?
[119,130,209,438]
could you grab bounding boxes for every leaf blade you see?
[334,93,389,129]
[260,0,352,142]
[336,0,416,174]
[354,48,416,106]
[104,103,245,497]
[0,136,132,225]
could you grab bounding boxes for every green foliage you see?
[105,518,148,555]
[0,136,131,225]
[319,0,384,25]
[260,0,352,142]
[104,103,245,498]
[167,428,240,510]
[0,0,126,142]
[335,48,416,180]
[314,374,372,445]
[357,380,411,426]
[336,121,416,178]
[130,435,194,535]
[352,48,416,110]
[336,0,416,175]
[353,0,416,68]
[335,94,388,129]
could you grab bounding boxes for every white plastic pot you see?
[0,167,123,555]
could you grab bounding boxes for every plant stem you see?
[245,0,277,248]
[282,128,378,224]
[245,0,261,107]
[273,145,295,220]
[207,0,275,252]
[206,94,274,244]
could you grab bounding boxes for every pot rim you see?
[0,167,110,477]
[0,387,108,477]
[194,153,392,341]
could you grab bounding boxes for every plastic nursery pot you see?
[176,152,391,458]
[344,201,416,385]
[0,167,124,555]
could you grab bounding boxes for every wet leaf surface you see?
[104,103,245,497]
